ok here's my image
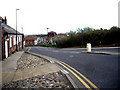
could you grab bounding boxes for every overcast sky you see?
[0,0,119,35]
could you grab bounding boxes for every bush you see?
[55,26,120,48]
[42,43,57,48]
[42,43,53,47]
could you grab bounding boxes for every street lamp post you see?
[21,27,23,34]
[46,28,49,34]
[16,9,20,51]
[46,28,49,43]
[21,27,24,49]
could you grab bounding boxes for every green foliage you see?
[42,43,57,48]
[42,43,53,47]
[76,27,94,34]
[83,27,94,32]
[67,30,76,37]
[55,26,120,48]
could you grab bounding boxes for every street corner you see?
[2,51,75,89]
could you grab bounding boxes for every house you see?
[0,16,24,60]
[50,33,67,45]
[47,31,57,43]
[24,31,67,46]
[35,31,57,45]
[25,35,38,46]
[36,36,48,44]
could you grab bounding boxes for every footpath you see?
[61,47,120,55]
[81,51,120,55]
[1,49,74,89]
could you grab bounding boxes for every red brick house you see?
[47,31,57,42]
[24,31,57,46]
[24,31,67,46]
[25,35,37,46]
[0,16,24,60]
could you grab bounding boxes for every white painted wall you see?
[14,35,16,45]
[9,36,12,48]
[5,40,8,58]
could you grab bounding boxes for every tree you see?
[110,26,120,31]
[83,27,94,32]
[67,30,76,37]
[76,28,84,33]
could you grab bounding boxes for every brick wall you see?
[0,22,2,61]
[9,35,23,57]
[9,35,16,55]
[2,31,5,59]
[25,40,35,46]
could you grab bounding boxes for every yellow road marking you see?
[50,58,99,90]
[60,61,99,89]
[55,60,92,89]
[25,54,99,89]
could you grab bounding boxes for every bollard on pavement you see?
[86,43,91,52]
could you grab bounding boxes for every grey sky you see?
[0,0,119,35]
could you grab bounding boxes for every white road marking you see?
[49,60,55,63]
[69,55,74,57]
[61,69,69,74]
[27,47,31,52]
[53,50,59,52]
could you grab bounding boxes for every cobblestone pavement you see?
[17,53,49,70]
[2,53,73,89]
[2,71,73,89]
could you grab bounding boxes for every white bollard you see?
[86,43,91,52]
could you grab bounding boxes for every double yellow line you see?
[52,59,100,90]
[28,52,99,90]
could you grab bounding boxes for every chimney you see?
[4,16,7,24]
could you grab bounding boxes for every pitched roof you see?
[48,31,57,33]
[25,35,37,40]
[1,23,22,35]
[57,34,67,36]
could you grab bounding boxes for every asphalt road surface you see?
[29,47,119,89]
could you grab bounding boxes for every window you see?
[14,35,16,45]
[10,36,12,48]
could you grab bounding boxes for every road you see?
[29,47,119,88]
